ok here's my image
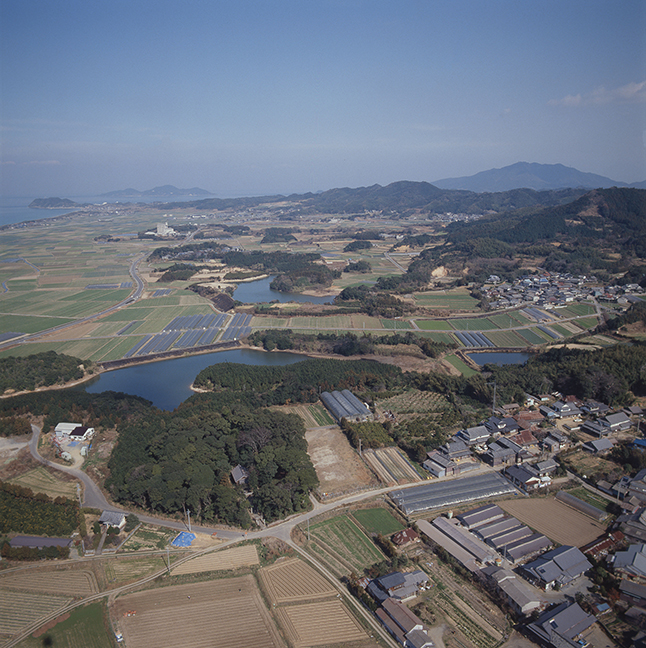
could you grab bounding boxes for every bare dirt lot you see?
[305,426,377,498]
[114,575,285,648]
[499,496,605,546]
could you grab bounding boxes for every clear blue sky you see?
[1,0,644,197]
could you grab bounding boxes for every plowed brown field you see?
[115,575,285,648]
[275,600,368,647]
[259,558,336,604]
[0,569,97,596]
[172,544,259,575]
[499,497,605,546]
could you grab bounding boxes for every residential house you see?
[480,565,546,616]
[508,429,539,453]
[582,438,615,454]
[522,545,592,590]
[392,528,420,548]
[231,464,249,486]
[611,543,646,584]
[423,451,456,478]
[526,601,597,648]
[368,571,429,603]
[457,425,490,447]
[602,411,633,432]
[99,511,126,530]
[376,598,434,648]
[551,400,581,418]
[505,464,542,492]
[437,438,472,462]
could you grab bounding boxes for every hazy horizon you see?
[1,0,644,199]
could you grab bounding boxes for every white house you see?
[55,422,95,441]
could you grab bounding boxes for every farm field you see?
[308,515,385,575]
[448,318,499,331]
[0,590,72,637]
[516,328,549,345]
[375,389,450,419]
[259,558,336,604]
[275,600,370,648]
[381,319,413,330]
[499,497,605,546]
[282,403,335,428]
[413,291,479,310]
[412,319,453,331]
[305,426,377,498]
[114,575,285,648]
[8,466,79,499]
[104,555,173,586]
[120,524,177,552]
[0,569,97,596]
[444,354,478,376]
[351,508,404,535]
[560,303,596,317]
[576,316,599,329]
[15,602,113,648]
[173,544,259,576]
[362,447,422,485]
[484,330,527,347]
[415,331,457,344]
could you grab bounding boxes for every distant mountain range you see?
[433,162,645,192]
[100,185,213,198]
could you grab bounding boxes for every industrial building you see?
[320,389,372,423]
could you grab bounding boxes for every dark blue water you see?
[467,352,530,366]
[84,348,306,410]
[233,276,334,304]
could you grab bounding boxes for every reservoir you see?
[233,275,334,304]
[84,348,306,410]
[467,352,531,366]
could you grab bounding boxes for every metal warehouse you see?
[320,389,371,422]
[389,472,518,516]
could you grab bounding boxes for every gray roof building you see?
[457,503,506,530]
[523,545,591,589]
[527,601,596,648]
[612,543,646,582]
[481,565,546,615]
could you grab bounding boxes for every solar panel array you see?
[122,312,253,358]
[220,313,253,341]
[120,282,133,288]
[152,288,172,297]
[454,331,494,347]
[85,283,120,289]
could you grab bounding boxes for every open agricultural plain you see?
[0,202,607,373]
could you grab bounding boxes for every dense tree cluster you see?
[261,227,297,243]
[0,481,80,536]
[158,263,199,282]
[343,260,372,273]
[0,351,88,395]
[0,415,32,437]
[107,400,317,525]
[0,543,70,561]
[343,240,372,252]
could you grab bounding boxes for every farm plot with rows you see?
[499,497,605,546]
[351,508,404,535]
[259,558,336,604]
[362,447,422,484]
[309,515,384,575]
[104,556,172,587]
[114,576,285,648]
[173,544,259,576]
[484,330,528,348]
[275,600,370,648]
[281,404,335,428]
[8,466,78,499]
[376,390,451,420]
[0,590,72,636]
[0,569,97,596]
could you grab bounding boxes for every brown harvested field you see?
[172,544,259,575]
[499,496,605,546]
[0,569,97,596]
[9,466,79,499]
[259,558,336,604]
[114,575,285,648]
[305,426,377,498]
[275,600,369,647]
[0,590,72,636]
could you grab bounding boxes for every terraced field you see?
[275,600,368,647]
[173,545,259,575]
[0,590,72,635]
[259,558,336,604]
[0,569,97,596]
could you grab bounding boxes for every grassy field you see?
[448,317,499,331]
[414,290,479,310]
[516,328,550,345]
[351,508,404,535]
[576,316,600,329]
[444,354,478,376]
[9,467,78,499]
[15,602,114,648]
[484,330,527,347]
[381,319,414,329]
[566,487,610,512]
[413,319,453,330]
[560,303,597,317]
[308,514,385,573]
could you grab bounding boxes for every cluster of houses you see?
[483,270,643,310]
[419,395,642,496]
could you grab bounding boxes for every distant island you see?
[100,185,213,198]
[28,197,83,209]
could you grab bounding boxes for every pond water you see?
[467,352,531,366]
[83,348,306,410]
[233,275,333,304]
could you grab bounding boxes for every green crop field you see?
[489,312,527,328]
[413,319,453,331]
[15,602,114,648]
[444,354,478,377]
[308,404,335,426]
[416,331,457,344]
[381,319,413,330]
[413,291,479,309]
[575,316,599,329]
[560,303,596,317]
[309,514,384,572]
[352,508,404,535]
[485,330,528,347]
[516,328,549,345]
[449,318,499,331]
[549,323,571,337]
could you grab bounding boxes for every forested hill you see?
[161,182,588,215]
[445,187,646,245]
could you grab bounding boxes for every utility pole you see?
[187,509,192,533]
[487,381,497,415]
